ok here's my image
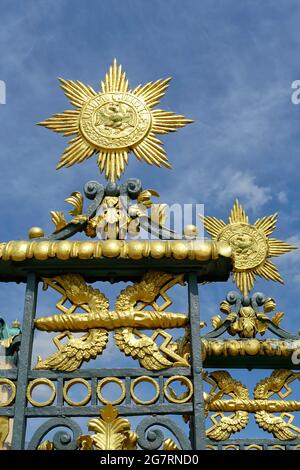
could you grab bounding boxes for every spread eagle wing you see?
[113,271,181,370]
[35,274,110,371]
[206,412,249,441]
[114,327,172,370]
[34,329,109,372]
[206,370,249,440]
[50,274,110,312]
[121,106,134,125]
[255,411,298,440]
[94,108,113,127]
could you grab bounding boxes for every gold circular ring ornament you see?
[27,378,56,407]
[63,378,91,406]
[97,377,126,405]
[80,93,152,150]
[130,376,160,405]
[218,223,268,270]
[0,379,16,407]
[164,376,193,404]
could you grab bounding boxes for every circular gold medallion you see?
[218,223,268,270]
[80,92,151,149]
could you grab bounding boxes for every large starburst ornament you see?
[202,200,296,296]
[39,59,192,181]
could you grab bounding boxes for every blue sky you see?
[1,0,300,444]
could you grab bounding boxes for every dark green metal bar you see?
[24,403,193,417]
[56,377,63,407]
[28,367,191,379]
[11,273,38,450]
[188,272,206,450]
[91,377,97,406]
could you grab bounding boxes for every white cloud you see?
[213,170,272,211]
[277,191,288,203]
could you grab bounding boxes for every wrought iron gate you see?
[0,59,299,451]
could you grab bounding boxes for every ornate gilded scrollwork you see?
[204,371,249,440]
[50,184,169,241]
[254,370,300,440]
[203,290,300,361]
[34,403,191,451]
[204,369,300,441]
[209,291,288,339]
[34,271,190,371]
[136,415,192,450]
[29,417,82,450]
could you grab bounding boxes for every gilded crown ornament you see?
[39,59,193,181]
[202,199,296,296]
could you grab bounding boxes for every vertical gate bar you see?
[158,375,164,403]
[125,377,131,405]
[56,377,64,407]
[91,377,97,406]
[188,272,206,450]
[11,273,38,450]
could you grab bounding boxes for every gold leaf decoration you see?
[271,311,284,327]
[37,440,54,450]
[88,404,132,450]
[0,417,9,450]
[163,438,178,450]
[211,315,223,329]
[50,211,67,232]
[65,191,83,216]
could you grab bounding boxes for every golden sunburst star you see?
[201,200,297,296]
[38,59,193,182]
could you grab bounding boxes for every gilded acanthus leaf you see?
[50,210,67,232]
[211,315,223,329]
[271,311,284,327]
[163,438,179,450]
[65,191,83,216]
[150,204,168,226]
[0,417,9,450]
[122,432,138,450]
[37,440,54,450]
[137,189,160,207]
[77,435,95,450]
[88,404,132,450]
